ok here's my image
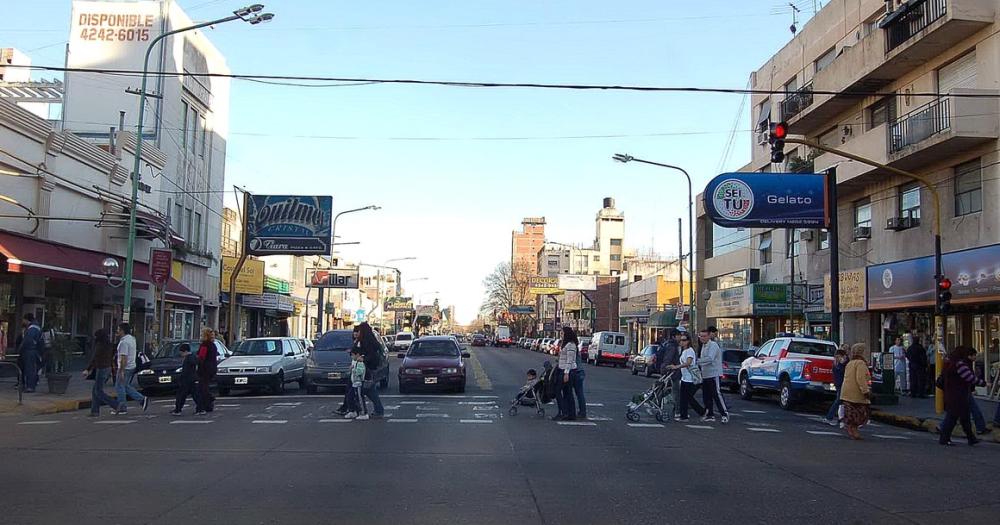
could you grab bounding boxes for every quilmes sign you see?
[704,173,827,228]
[246,195,333,256]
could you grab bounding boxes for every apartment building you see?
[699,0,1000,370]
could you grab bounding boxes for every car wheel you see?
[218,387,230,397]
[631,365,638,376]
[273,372,285,395]
[778,379,795,410]
[739,374,753,401]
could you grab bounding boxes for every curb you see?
[871,409,1000,443]
[0,397,92,416]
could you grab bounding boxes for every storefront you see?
[706,283,806,350]
[239,293,295,339]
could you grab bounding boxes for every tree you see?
[480,261,536,336]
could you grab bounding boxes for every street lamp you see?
[121,5,274,323]
[315,204,380,333]
[613,153,695,329]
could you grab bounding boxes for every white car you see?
[392,332,415,353]
[216,337,308,396]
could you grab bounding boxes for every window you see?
[610,238,622,246]
[954,159,982,216]
[854,199,872,229]
[819,229,830,250]
[174,203,184,231]
[786,229,800,258]
[193,212,202,249]
[181,101,189,149]
[759,231,772,264]
[784,77,798,93]
[185,208,193,246]
[615,335,626,345]
[189,109,198,153]
[755,341,774,358]
[867,97,890,130]
[610,254,621,262]
[899,182,921,220]
[198,114,207,157]
[710,223,751,258]
[547,258,559,267]
[814,47,836,73]
[593,255,600,262]
[755,98,771,133]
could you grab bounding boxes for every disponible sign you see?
[868,243,1000,309]
[246,195,333,256]
[529,277,563,295]
[704,173,827,228]
[824,269,867,312]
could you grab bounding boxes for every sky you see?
[4,0,819,324]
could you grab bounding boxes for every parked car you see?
[302,330,390,393]
[495,325,513,347]
[397,336,470,393]
[216,337,308,396]
[578,337,593,360]
[721,349,749,392]
[537,338,552,353]
[137,339,231,394]
[630,344,660,377]
[588,331,628,367]
[738,336,838,410]
[471,334,487,347]
[298,338,315,353]
[530,338,542,351]
[549,339,561,356]
[392,332,415,353]
[516,337,526,348]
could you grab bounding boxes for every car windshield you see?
[408,340,459,357]
[396,333,413,341]
[315,331,354,351]
[786,341,836,357]
[155,341,196,359]
[723,350,748,363]
[234,340,282,356]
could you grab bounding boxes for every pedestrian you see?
[0,321,6,361]
[889,336,907,394]
[171,344,199,416]
[905,336,928,399]
[39,322,55,376]
[824,347,849,426]
[553,326,579,421]
[355,322,385,418]
[113,323,149,414]
[196,328,217,413]
[17,313,41,393]
[926,337,938,398]
[840,343,872,440]
[668,332,704,421]
[344,348,368,420]
[965,348,989,435]
[83,329,120,417]
[571,328,587,419]
[660,329,683,415]
[939,346,985,446]
[697,326,729,423]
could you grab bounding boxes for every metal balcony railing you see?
[888,97,951,153]
[780,85,814,121]
[884,0,947,53]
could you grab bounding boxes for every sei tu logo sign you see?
[703,173,827,228]
[712,179,754,221]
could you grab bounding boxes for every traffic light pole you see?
[783,136,944,413]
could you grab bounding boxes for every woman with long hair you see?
[83,328,119,417]
[940,345,985,446]
[553,326,580,421]
[354,322,385,417]
[195,328,217,414]
[839,343,872,440]
[668,332,705,421]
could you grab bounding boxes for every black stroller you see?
[625,370,676,423]
[509,361,555,417]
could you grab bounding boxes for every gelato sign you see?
[704,172,828,228]
[246,195,332,256]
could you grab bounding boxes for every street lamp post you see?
[374,257,416,331]
[316,205,380,333]
[612,154,695,329]
[121,5,273,323]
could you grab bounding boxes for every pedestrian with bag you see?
[697,326,729,423]
[824,347,849,426]
[114,323,149,414]
[905,336,928,399]
[939,345,985,446]
[17,313,41,393]
[570,328,587,419]
[355,322,385,418]
[668,332,704,421]
[171,344,200,416]
[196,328,218,413]
[840,343,872,440]
[553,327,579,421]
[889,336,907,394]
[83,329,120,417]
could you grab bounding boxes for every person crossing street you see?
[697,326,729,424]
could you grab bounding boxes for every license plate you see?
[424,377,438,384]
[158,376,172,384]
[234,377,248,385]
[327,372,341,379]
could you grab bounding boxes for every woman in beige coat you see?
[840,343,872,440]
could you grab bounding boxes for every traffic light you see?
[936,277,952,315]
[769,121,788,163]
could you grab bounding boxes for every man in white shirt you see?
[114,323,148,414]
[889,336,907,394]
[697,326,729,423]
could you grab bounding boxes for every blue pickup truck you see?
[738,336,838,410]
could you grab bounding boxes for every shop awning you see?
[649,309,679,328]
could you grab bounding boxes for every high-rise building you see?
[595,198,625,275]
[511,217,546,274]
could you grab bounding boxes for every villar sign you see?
[307,268,359,289]
[704,173,828,228]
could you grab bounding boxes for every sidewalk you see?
[872,394,1000,443]
[0,357,95,416]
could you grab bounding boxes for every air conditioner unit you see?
[756,131,769,145]
[886,217,919,231]
[853,226,872,240]
[799,230,815,241]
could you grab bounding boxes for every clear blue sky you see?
[5,0,817,323]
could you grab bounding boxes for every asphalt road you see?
[2,345,998,524]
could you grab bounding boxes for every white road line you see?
[874,434,909,440]
[252,420,288,424]
[95,420,135,425]
[458,401,498,405]
[460,419,494,424]
[588,417,613,421]
[793,413,814,418]
[399,401,427,405]
[741,410,767,414]
[153,400,173,404]
[270,402,302,407]
[743,422,775,427]
[318,419,354,423]
[388,418,418,423]
[170,420,213,425]
[18,421,60,425]
[806,430,842,436]
[586,403,605,407]
[416,413,450,418]
[557,421,597,426]
[748,427,782,433]
[472,396,498,399]
[215,404,240,408]
[383,405,401,410]
[685,425,714,430]
[628,423,664,428]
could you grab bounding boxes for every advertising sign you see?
[868,243,1000,309]
[149,248,172,287]
[529,276,563,295]
[704,172,827,228]
[558,274,597,291]
[306,268,359,289]
[221,256,265,295]
[240,292,294,313]
[385,297,414,312]
[824,269,867,312]
[246,195,333,256]
[706,286,751,318]
[752,283,791,315]
[509,305,536,314]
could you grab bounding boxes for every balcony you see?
[786,0,994,134]
[780,85,814,121]
[887,89,999,170]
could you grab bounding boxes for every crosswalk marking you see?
[252,420,287,424]
[96,420,135,425]
[586,403,605,407]
[874,434,909,440]
[806,430,842,436]
[747,427,781,433]
[557,421,597,426]
[319,419,353,423]
[588,417,613,421]
[685,425,713,429]
[399,401,427,405]
[627,423,664,428]
[170,420,213,425]
[215,404,240,408]
[459,419,494,424]
[416,413,449,418]
[388,418,418,423]
[18,421,59,425]
[741,410,766,414]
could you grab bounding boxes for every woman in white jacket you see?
[554,327,579,421]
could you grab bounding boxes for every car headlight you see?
[403,368,422,375]
[255,366,271,373]
[138,369,155,376]
[218,368,228,374]
[174,367,183,373]
[442,367,458,374]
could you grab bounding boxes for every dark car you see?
[721,349,750,392]
[471,334,487,347]
[398,336,470,394]
[630,344,660,377]
[303,330,390,393]
[136,339,230,394]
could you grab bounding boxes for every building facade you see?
[511,217,546,273]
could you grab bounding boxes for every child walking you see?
[171,344,202,416]
[345,348,369,420]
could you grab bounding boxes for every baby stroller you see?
[625,371,675,423]
[509,361,555,417]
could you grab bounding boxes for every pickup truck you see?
[738,336,838,410]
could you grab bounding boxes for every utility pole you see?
[678,218,684,326]
[225,190,249,346]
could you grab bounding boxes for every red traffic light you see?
[772,122,788,140]
[939,277,952,290]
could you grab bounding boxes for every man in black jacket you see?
[905,336,928,399]
[660,329,683,402]
[171,344,200,415]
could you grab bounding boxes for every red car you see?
[398,336,470,393]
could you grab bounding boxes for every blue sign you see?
[509,305,535,314]
[868,243,1000,310]
[704,173,827,228]
[246,195,333,256]
[355,309,366,322]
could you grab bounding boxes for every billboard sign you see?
[385,297,414,312]
[508,305,536,314]
[306,268,359,289]
[149,248,172,287]
[246,195,333,256]
[706,286,751,318]
[868,243,1000,309]
[558,274,597,291]
[824,269,867,312]
[704,172,827,228]
[221,256,265,295]
[529,276,563,295]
